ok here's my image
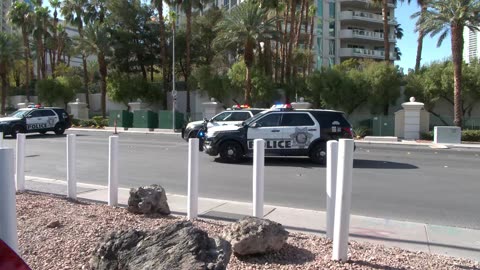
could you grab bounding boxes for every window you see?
[40,110,56,117]
[281,113,314,126]
[212,112,232,121]
[328,40,335,55]
[230,112,251,121]
[255,113,282,127]
[28,110,42,118]
[329,2,335,18]
[329,22,335,37]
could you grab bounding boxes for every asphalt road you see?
[3,130,480,229]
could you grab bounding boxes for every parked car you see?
[0,106,72,138]
[203,104,354,164]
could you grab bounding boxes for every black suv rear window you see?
[281,113,314,126]
[309,111,351,128]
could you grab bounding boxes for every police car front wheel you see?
[54,123,65,135]
[219,141,243,163]
[11,126,25,139]
[309,143,327,165]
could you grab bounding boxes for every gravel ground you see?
[16,192,479,270]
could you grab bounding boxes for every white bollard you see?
[15,134,26,192]
[332,139,355,262]
[253,139,265,218]
[187,138,199,220]
[0,148,19,253]
[108,136,119,206]
[326,140,338,240]
[67,134,77,199]
[0,132,3,148]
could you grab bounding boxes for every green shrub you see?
[420,131,434,140]
[462,130,480,142]
[353,127,369,138]
[71,118,81,126]
[79,119,96,127]
[92,116,108,127]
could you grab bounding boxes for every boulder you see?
[127,184,170,215]
[222,217,289,256]
[90,221,231,270]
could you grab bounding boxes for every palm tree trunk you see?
[307,10,314,71]
[78,24,90,108]
[285,0,298,84]
[185,3,192,116]
[281,4,290,83]
[274,8,280,83]
[451,24,464,127]
[98,53,107,118]
[22,30,31,101]
[156,4,168,109]
[1,72,7,115]
[414,4,427,71]
[294,0,306,49]
[244,41,254,105]
[382,0,390,62]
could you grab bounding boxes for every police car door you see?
[280,112,318,151]
[247,112,283,153]
[25,110,46,131]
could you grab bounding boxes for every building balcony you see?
[340,29,396,42]
[340,48,396,60]
[340,11,396,25]
[340,0,395,8]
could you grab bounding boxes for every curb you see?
[68,127,181,135]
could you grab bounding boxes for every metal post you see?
[0,148,19,253]
[187,138,199,219]
[172,5,176,132]
[0,132,3,148]
[326,140,338,240]
[332,139,355,262]
[253,139,265,218]
[15,134,25,192]
[108,136,119,206]
[67,134,76,199]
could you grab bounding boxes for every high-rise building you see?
[1,0,12,33]
[215,0,397,69]
[463,27,479,64]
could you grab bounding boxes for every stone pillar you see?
[68,99,89,120]
[202,98,223,120]
[291,97,312,109]
[401,97,424,140]
[128,99,147,112]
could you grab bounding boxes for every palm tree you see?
[49,0,61,76]
[215,0,277,105]
[61,0,90,107]
[371,0,397,62]
[33,6,51,80]
[8,2,34,100]
[410,0,427,71]
[77,24,111,118]
[0,33,21,115]
[151,0,169,109]
[413,0,480,127]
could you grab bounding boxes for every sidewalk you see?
[23,175,480,262]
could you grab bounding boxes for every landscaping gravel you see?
[16,192,479,270]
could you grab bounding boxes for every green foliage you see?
[192,65,236,103]
[420,131,434,140]
[462,130,480,142]
[92,116,108,127]
[107,71,162,107]
[71,118,81,126]
[79,119,97,128]
[36,78,64,106]
[353,127,369,138]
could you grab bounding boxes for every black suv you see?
[203,107,353,164]
[0,107,72,138]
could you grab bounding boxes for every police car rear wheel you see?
[54,124,65,135]
[219,141,243,163]
[310,143,327,165]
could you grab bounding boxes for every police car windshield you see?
[9,110,29,118]
[243,110,268,125]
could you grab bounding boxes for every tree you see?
[77,24,112,117]
[412,0,480,127]
[215,0,277,105]
[33,5,51,80]
[56,75,81,108]
[152,0,169,109]
[410,0,427,71]
[8,2,34,100]
[49,0,61,77]
[0,33,21,115]
[61,0,90,107]
[36,78,63,106]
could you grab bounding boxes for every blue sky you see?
[395,2,451,71]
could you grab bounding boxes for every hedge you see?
[420,130,480,142]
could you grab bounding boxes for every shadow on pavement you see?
[353,159,418,169]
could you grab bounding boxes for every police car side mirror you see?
[250,122,259,128]
[25,115,32,118]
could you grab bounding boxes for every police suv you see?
[181,106,265,140]
[0,106,72,138]
[203,105,354,164]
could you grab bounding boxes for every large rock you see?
[90,221,232,270]
[127,184,170,215]
[222,217,289,256]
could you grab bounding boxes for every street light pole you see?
[172,5,176,132]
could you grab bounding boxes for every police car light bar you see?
[232,104,250,110]
[271,103,293,110]
[27,104,43,109]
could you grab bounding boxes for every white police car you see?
[0,106,72,138]
[203,104,354,164]
[181,105,265,141]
